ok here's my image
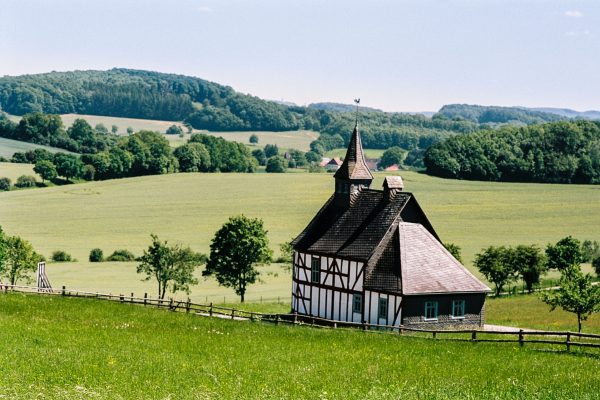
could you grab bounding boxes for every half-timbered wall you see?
[292,251,365,323]
[291,251,402,327]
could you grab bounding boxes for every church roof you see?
[292,188,490,296]
[333,124,374,181]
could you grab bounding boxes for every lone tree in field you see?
[0,234,44,286]
[545,236,582,275]
[542,266,600,332]
[33,160,57,183]
[249,134,259,144]
[204,215,272,302]
[510,244,546,293]
[474,246,516,296]
[137,234,204,299]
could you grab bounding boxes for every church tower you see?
[333,122,373,207]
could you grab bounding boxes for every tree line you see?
[424,120,600,183]
[0,215,273,304]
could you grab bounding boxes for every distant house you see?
[383,164,400,171]
[291,123,490,329]
[324,157,343,171]
[319,157,332,167]
[364,158,379,171]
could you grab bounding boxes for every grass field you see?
[0,161,38,182]
[1,171,599,302]
[0,137,74,159]
[0,293,598,399]
[325,147,386,159]
[61,114,318,150]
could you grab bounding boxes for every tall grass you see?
[1,293,598,399]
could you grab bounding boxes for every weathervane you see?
[354,98,360,125]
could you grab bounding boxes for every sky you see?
[1,0,599,112]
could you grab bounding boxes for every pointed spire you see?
[334,121,374,181]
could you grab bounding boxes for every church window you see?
[378,297,388,320]
[352,294,362,313]
[311,258,320,283]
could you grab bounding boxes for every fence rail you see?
[2,284,599,351]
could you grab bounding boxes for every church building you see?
[291,123,490,328]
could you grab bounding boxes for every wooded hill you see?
[424,120,600,183]
[436,104,566,125]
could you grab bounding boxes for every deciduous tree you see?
[33,160,57,183]
[204,215,272,302]
[542,266,600,332]
[1,235,43,285]
[137,234,204,299]
[474,246,516,296]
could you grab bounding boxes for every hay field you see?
[1,171,599,300]
[0,162,37,182]
[60,114,318,150]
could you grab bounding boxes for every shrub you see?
[166,125,183,135]
[266,156,287,173]
[15,175,37,188]
[249,134,259,144]
[89,248,104,262]
[51,250,73,262]
[0,177,11,191]
[106,249,136,262]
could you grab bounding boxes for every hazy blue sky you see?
[2,0,599,112]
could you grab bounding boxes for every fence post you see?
[120,294,124,302]
[519,329,524,347]
[250,312,255,322]
[433,331,437,339]
[471,330,477,342]
[130,292,134,303]
[231,309,235,319]
[276,315,280,325]
[399,326,404,335]
[169,298,173,310]
[209,302,213,317]
[144,293,147,306]
[62,285,66,296]
[293,312,298,324]
[362,321,367,331]
[186,298,191,313]
[333,322,337,329]
[566,332,571,352]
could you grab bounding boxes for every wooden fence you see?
[2,284,600,352]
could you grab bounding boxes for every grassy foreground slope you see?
[1,293,599,400]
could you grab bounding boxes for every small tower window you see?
[452,300,465,318]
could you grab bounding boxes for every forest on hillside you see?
[424,120,600,183]
[0,69,485,166]
[435,104,566,126]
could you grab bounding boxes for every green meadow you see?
[1,170,599,302]
[0,293,598,400]
[325,147,386,159]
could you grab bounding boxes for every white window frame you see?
[451,299,465,319]
[424,301,438,321]
[352,294,362,314]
